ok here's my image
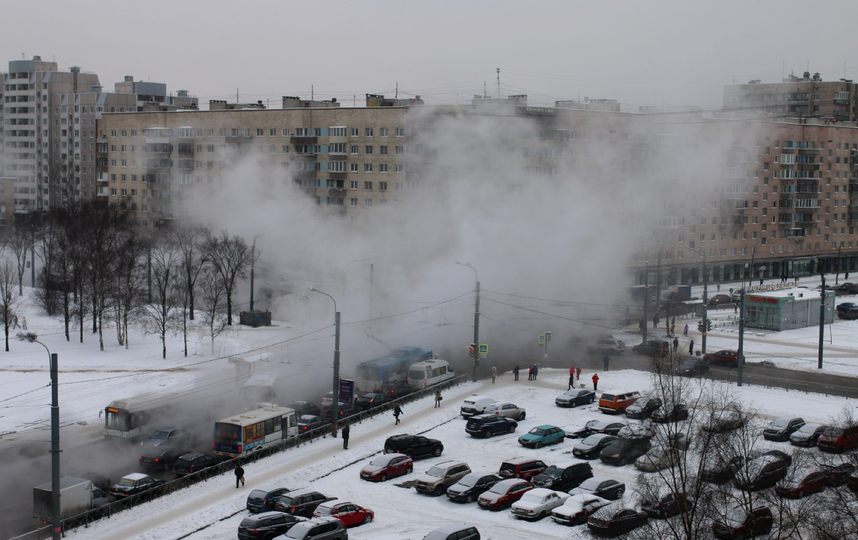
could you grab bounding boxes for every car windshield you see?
[369,456,392,467]
[116,478,136,487]
[488,483,510,495]
[529,427,547,436]
[456,474,480,487]
[798,424,819,434]
[149,430,170,439]
[631,398,648,408]
[248,490,267,500]
[541,465,562,477]
[426,466,447,477]
[772,418,791,427]
[601,394,616,401]
[578,478,599,490]
[680,360,696,368]
[582,435,603,445]
[823,427,844,437]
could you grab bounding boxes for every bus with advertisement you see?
[212,404,298,458]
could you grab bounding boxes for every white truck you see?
[33,476,109,522]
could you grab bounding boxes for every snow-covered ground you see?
[2,274,857,540]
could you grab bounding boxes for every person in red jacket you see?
[592,373,600,391]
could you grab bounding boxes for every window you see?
[350,145,358,154]
[394,164,404,173]
[395,127,404,137]
[364,181,373,190]
[330,127,347,137]
[395,145,404,155]
[350,198,357,207]
[365,146,373,154]
[281,128,289,136]
[365,127,374,137]
[365,198,372,207]
[365,163,373,173]
[380,127,389,137]
[349,180,358,189]
[350,163,359,172]
[256,128,264,136]
[350,127,359,137]
[379,181,388,191]
[380,145,388,155]
[379,164,388,173]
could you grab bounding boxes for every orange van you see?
[598,391,642,414]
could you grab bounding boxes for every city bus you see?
[103,393,185,441]
[212,404,298,458]
[354,346,433,393]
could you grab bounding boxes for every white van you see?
[408,359,456,389]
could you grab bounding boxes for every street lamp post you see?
[18,332,61,540]
[737,288,745,387]
[815,258,826,370]
[249,233,264,311]
[642,260,649,343]
[310,288,341,436]
[694,248,709,355]
[456,262,480,383]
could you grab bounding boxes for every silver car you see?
[483,402,526,421]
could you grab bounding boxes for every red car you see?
[313,501,374,527]
[477,478,532,510]
[360,453,413,482]
[703,350,740,367]
[775,470,828,499]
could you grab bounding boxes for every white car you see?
[483,402,526,421]
[551,493,611,526]
[633,447,683,473]
[510,488,569,521]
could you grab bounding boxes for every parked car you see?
[247,486,291,513]
[510,488,569,521]
[555,388,596,408]
[701,454,745,484]
[279,516,347,540]
[600,436,652,466]
[589,420,626,436]
[550,493,611,526]
[518,425,565,448]
[139,427,189,448]
[483,402,526,420]
[617,424,655,439]
[836,301,858,314]
[378,379,415,398]
[712,506,773,539]
[634,447,684,473]
[668,432,692,451]
[641,492,694,519]
[587,338,626,355]
[573,434,618,460]
[625,396,662,419]
[237,511,305,540]
[570,476,626,500]
[703,349,740,367]
[320,391,334,407]
[838,306,858,320]
[360,453,413,482]
[701,409,745,433]
[383,434,443,459]
[460,396,497,418]
[762,416,805,441]
[821,462,856,487]
[313,501,373,528]
[139,446,191,472]
[598,391,641,414]
[531,461,593,491]
[789,422,827,447]
[446,472,503,503]
[323,402,359,421]
[775,469,828,499]
[477,478,532,510]
[109,473,165,498]
[734,452,791,491]
[587,503,648,536]
[837,283,858,294]
[817,425,858,453]
[708,294,734,306]
[414,460,471,496]
[465,414,517,438]
[422,524,479,540]
[171,452,222,476]
[273,489,336,517]
[632,340,669,357]
[651,403,689,423]
[566,419,600,439]
[287,400,321,417]
[354,392,393,411]
[297,415,329,434]
[676,358,709,377]
[498,457,547,481]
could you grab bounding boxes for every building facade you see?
[724,72,858,121]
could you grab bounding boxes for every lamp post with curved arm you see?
[694,248,709,355]
[455,262,480,383]
[18,332,61,540]
[310,288,341,436]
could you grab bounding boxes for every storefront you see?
[743,288,834,331]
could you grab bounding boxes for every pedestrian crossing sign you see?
[479,343,488,355]
[538,334,545,345]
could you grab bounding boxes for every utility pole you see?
[701,262,709,355]
[737,289,745,387]
[819,273,826,369]
[456,262,480,382]
[642,260,649,343]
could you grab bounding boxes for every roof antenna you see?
[395,81,398,98]
[496,68,501,99]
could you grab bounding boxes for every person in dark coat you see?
[434,389,442,408]
[393,405,403,425]
[673,337,679,353]
[688,340,695,355]
[234,464,245,488]
[532,364,539,379]
[341,423,350,449]
[568,373,575,390]
[603,354,610,371]
[513,364,520,381]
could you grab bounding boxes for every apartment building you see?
[724,72,858,121]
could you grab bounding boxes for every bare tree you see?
[198,265,229,355]
[144,237,179,359]
[0,254,21,352]
[203,231,250,325]
[112,228,148,348]
[173,223,209,322]
[3,214,32,296]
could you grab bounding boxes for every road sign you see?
[339,379,355,403]
[538,334,545,345]
[479,343,488,355]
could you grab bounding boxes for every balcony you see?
[850,210,858,224]
[290,135,318,144]
[795,205,817,213]
[796,163,820,172]
[328,171,347,181]
[834,98,850,105]
[797,147,820,156]
[328,188,346,196]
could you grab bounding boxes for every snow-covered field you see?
[3,275,858,540]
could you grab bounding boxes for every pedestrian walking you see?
[393,405,403,425]
[673,337,679,353]
[575,366,582,381]
[491,366,497,384]
[234,464,245,488]
[671,316,676,327]
[434,389,442,408]
[670,323,675,337]
[846,272,850,281]
[22,316,27,330]
[528,365,533,381]
[760,278,763,286]
[341,423,350,449]
[513,364,520,381]
[688,340,695,356]
[592,373,600,392]
[12,315,18,329]
[717,284,721,292]
[568,373,575,390]
[683,323,689,337]
[532,364,539,380]
[652,315,658,329]
[638,320,645,333]
[603,354,610,371]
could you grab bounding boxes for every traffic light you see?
[697,318,712,333]
[468,343,475,358]
[706,318,713,331]
[697,320,704,332]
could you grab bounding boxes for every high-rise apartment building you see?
[724,72,858,121]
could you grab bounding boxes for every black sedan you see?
[379,379,416,398]
[555,388,596,408]
[573,434,618,460]
[109,473,166,498]
[599,436,652,466]
[632,340,669,357]
[624,397,662,419]
[675,358,709,377]
[287,401,321,417]
[354,392,394,411]
[588,504,648,537]
[571,477,626,501]
[708,294,734,306]
[652,403,689,424]
[641,493,694,519]
[566,419,600,439]
[139,446,191,472]
[323,402,359,420]
[297,415,329,433]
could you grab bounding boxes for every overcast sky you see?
[4,0,858,110]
